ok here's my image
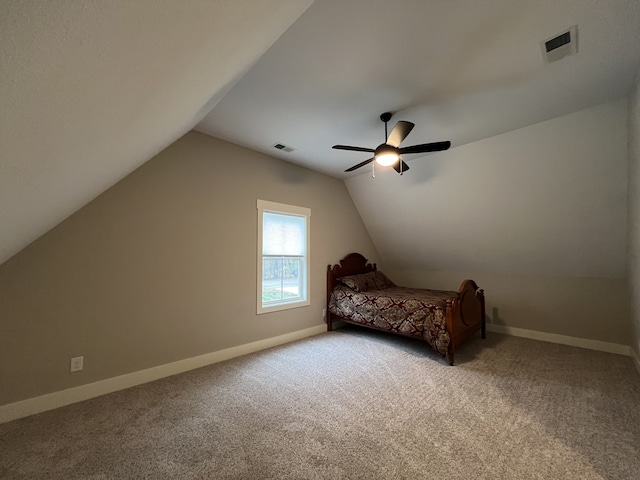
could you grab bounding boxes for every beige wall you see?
[346,99,630,345]
[387,269,629,344]
[629,75,640,361]
[0,132,379,406]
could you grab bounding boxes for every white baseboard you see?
[0,324,326,425]
[1,323,634,424]
[486,324,632,356]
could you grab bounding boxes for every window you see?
[257,200,310,314]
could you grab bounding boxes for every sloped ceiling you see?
[197,0,640,178]
[193,0,639,280]
[0,0,313,265]
[345,98,629,279]
[3,0,640,271]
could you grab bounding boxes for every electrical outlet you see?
[70,356,84,373]
[322,308,326,318]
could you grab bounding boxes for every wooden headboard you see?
[326,252,377,301]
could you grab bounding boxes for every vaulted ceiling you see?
[2,0,640,266]
[196,0,640,178]
[0,0,313,265]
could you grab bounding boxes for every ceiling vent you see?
[542,26,578,63]
[272,143,296,153]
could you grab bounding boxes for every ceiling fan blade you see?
[345,157,374,172]
[386,121,414,147]
[392,160,410,174]
[399,141,451,155]
[333,145,375,153]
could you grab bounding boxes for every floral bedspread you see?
[328,285,457,356]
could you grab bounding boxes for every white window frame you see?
[257,199,310,314]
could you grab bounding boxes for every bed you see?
[326,253,485,365]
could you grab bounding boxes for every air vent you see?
[272,143,295,153]
[542,26,578,63]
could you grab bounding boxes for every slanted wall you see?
[346,99,630,345]
[0,132,379,406]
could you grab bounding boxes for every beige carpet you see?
[1,327,639,479]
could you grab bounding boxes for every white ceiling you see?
[2,0,640,267]
[196,0,640,178]
[0,0,313,265]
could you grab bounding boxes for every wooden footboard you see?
[327,253,485,365]
[445,279,486,365]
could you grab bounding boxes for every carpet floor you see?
[1,327,639,479]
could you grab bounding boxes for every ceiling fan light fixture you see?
[376,152,399,166]
[374,144,399,166]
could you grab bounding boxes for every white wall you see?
[346,99,630,344]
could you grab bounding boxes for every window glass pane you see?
[262,257,283,303]
[263,212,305,256]
[262,256,303,304]
[283,257,301,297]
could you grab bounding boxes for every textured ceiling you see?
[196,0,640,178]
[0,0,313,264]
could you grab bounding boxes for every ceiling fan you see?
[333,112,451,174]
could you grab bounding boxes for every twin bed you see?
[326,253,486,365]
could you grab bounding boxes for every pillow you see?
[339,272,375,292]
[372,271,395,289]
[340,271,395,292]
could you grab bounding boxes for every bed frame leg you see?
[327,312,333,331]
[478,288,486,339]
[445,299,455,365]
